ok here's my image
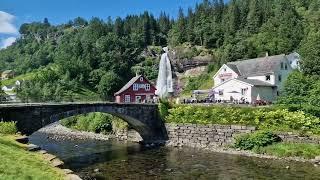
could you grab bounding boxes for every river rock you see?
[27,144,41,151]
[66,174,82,180]
[38,150,47,154]
[43,153,57,161]
[15,136,29,144]
[63,169,74,174]
[94,168,100,172]
[51,158,64,167]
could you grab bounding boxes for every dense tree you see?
[1,0,320,103]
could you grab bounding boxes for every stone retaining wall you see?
[165,123,256,148]
[165,123,320,148]
[115,129,143,142]
[278,132,320,144]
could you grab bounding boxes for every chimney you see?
[266,52,269,57]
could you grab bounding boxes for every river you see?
[29,132,320,180]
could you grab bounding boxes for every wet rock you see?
[15,136,29,144]
[51,158,64,167]
[27,144,41,151]
[165,168,173,172]
[285,166,290,169]
[94,168,100,172]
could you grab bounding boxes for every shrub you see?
[0,121,17,134]
[166,105,320,135]
[61,113,113,134]
[233,131,281,150]
[159,99,171,120]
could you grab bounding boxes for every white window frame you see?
[133,83,138,91]
[145,84,150,91]
[124,95,131,103]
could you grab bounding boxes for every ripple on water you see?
[29,132,320,180]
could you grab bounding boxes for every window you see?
[223,68,227,72]
[145,84,150,91]
[285,63,288,70]
[266,75,271,81]
[133,83,138,91]
[219,90,224,96]
[241,88,248,96]
[278,74,282,82]
[280,62,284,69]
[124,95,131,103]
[135,96,141,103]
[140,77,143,82]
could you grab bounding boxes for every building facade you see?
[1,70,14,80]
[212,53,300,104]
[114,75,156,103]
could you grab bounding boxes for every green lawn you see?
[255,142,320,159]
[1,72,36,86]
[0,135,65,180]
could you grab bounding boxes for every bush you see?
[61,113,113,134]
[166,105,320,135]
[0,121,17,134]
[159,99,171,120]
[233,131,281,150]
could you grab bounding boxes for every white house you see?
[212,53,300,104]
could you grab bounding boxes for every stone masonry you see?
[165,123,320,148]
[165,123,256,148]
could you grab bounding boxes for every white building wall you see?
[213,79,252,103]
[213,64,239,86]
[247,75,275,85]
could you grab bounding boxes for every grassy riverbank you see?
[0,122,65,180]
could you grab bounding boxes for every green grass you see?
[0,135,65,180]
[71,87,101,102]
[255,142,320,159]
[1,72,36,86]
[0,122,17,134]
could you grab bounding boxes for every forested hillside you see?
[0,0,319,102]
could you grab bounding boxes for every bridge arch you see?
[0,103,168,143]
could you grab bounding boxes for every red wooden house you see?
[114,75,157,103]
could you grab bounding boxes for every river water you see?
[29,132,320,180]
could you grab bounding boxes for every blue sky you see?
[0,0,222,48]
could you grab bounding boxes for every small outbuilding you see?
[114,75,156,103]
[1,70,15,80]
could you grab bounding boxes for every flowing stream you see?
[29,132,320,180]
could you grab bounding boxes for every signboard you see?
[219,73,233,79]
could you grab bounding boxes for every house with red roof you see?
[114,75,157,103]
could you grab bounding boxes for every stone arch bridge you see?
[0,103,167,142]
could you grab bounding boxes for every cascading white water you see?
[155,47,173,99]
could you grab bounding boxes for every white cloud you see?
[1,37,16,49]
[0,11,18,34]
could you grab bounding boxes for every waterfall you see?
[155,47,173,98]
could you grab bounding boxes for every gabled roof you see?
[2,70,13,74]
[114,75,142,95]
[236,78,276,87]
[114,75,155,95]
[226,54,287,77]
